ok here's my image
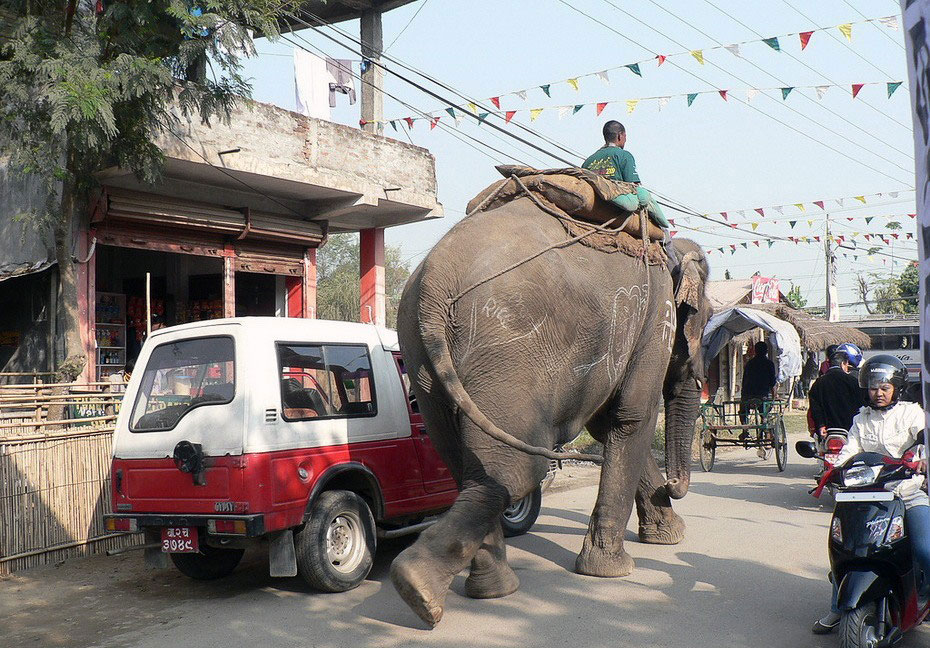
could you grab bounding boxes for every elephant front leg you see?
[464,520,520,599]
[636,451,686,545]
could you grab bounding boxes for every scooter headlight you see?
[843,465,882,487]
[831,517,843,543]
[886,515,905,543]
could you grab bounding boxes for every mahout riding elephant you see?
[391,193,712,627]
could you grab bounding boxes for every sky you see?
[240,0,915,316]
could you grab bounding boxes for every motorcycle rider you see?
[812,354,930,634]
[807,343,865,437]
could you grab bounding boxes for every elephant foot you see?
[390,549,450,628]
[464,560,520,599]
[574,545,634,578]
[638,512,686,545]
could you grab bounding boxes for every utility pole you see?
[360,9,384,136]
[825,212,838,321]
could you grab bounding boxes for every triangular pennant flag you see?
[762,37,780,51]
[656,54,667,66]
[687,93,698,107]
[755,208,765,217]
[477,112,490,124]
[626,99,639,114]
[838,23,852,41]
[429,116,440,130]
[741,242,748,249]
[781,87,794,100]
[390,120,398,132]
[907,232,914,239]
[466,102,478,114]
[865,217,873,224]
[505,110,517,123]
[814,200,825,209]
[515,90,527,101]
[890,192,899,198]
[852,83,865,99]
[597,70,610,84]
[690,50,704,65]
[753,240,760,247]
[721,212,728,220]
[530,108,543,121]
[909,213,917,218]
[855,195,866,203]
[445,107,456,120]
[836,198,845,207]
[774,205,785,214]
[490,96,501,109]
[879,16,899,31]
[573,104,584,114]
[789,220,797,228]
[558,106,571,120]
[794,203,806,212]
[847,217,855,221]
[799,31,813,50]
[596,102,608,116]
[887,81,903,98]
[814,236,821,242]
[403,117,414,129]
[746,88,760,102]
[730,223,739,229]
[719,90,728,101]
[540,85,551,97]
[359,119,368,128]
[815,85,830,99]
[657,96,670,111]
[626,63,642,77]
[767,240,775,248]
[453,112,464,126]
[567,78,580,91]
[724,44,740,57]
[738,210,746,218]
[670,230,677,237]
[751,222,759,231]
[730,244,737,252]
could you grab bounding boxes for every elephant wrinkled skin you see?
[391,196,712,627]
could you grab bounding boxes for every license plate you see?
[835,491,894,502]
[160,527,199,553]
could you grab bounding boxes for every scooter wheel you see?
[839,602,881,648]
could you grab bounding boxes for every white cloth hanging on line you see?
[294,48,332,120]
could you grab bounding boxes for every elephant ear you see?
[674,251,710,381]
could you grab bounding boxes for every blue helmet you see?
[835,343,863,368]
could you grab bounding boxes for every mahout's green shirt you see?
[582,145,640,183]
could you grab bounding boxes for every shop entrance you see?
[235,272,277,317]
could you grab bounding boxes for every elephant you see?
[391,194,712,627]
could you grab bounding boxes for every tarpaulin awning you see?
[702,307,803,382]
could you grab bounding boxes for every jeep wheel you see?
[500,485,542,537]
[295,490,376,592]
[170,545,244,580]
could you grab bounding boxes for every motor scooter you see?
[796,442,929,647]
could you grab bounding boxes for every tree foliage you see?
[317,234,412,328]
[785,283,807,309]
[857,264,919,315]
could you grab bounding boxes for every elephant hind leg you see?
[636,451,686,545]
[464,520,519,599]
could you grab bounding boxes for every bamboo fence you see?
[0,382,138,574]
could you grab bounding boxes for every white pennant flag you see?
[835,198,844,207]
[454,112,464,127]
[596,70,610,84]
[515,90,527,101]
[815,85,830,99]
[738,210,747,218]
[879,15,899,31]
[746,88,760,102]
[773,205,785,214]
[889,191,899,198]
[657,96,671,111]
[558,106,571,120]
[725,44,741,57]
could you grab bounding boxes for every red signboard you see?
[751,276,780,304]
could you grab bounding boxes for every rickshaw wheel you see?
[699,427,716,472]
[774,418,788,472]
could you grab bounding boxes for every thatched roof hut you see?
[735,303,871,350]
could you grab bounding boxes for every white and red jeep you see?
[104,318,543,591]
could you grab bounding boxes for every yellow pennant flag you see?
[854,195,866,203]
[751,222,759,231]
[794,203,806,212]
[530,108,544,121]
[466,102,478,114]
[807,220,814,227]
[567,77,580,91]
[691,50,705,65]
[626,99,639,114]
[838,23,852,41]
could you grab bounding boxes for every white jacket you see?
[834,401,928,507]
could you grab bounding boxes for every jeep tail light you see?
[105,517,138,533]
[826,437,846,455]
[208,519,247,535]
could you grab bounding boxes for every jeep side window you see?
[277,343,376,421]
[130,336,235,432]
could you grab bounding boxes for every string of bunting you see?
[363,79,905,129]
[690,213,917,232]
[703,190,913,222]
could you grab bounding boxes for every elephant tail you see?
[419,299,603,464]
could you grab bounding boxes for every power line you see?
[385,0,431,52]
[841,0,905,52]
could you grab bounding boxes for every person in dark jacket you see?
[739,341,778,424]
[807,345,866,434]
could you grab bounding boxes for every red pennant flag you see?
[909,213,917,218]
[730,223,739,229]
[814,200,825,209]
[668,219,675,226]
[814,236,821,242]
[656,54,667,66]
[730,244,737,251]
[719,90,728,101]
[596,102,608,116]
[852,83,865,98]
[755,208,765,217]
[505,110,516,123]
[721,211,728,220]
[837,236,845,244]
[670,230,678,237]
[490,96,501,109]
[359,119,368,128]
[404,117,415,128]
[429,116,440,130]
[907,233,914,239]
[892,233,900,239]
[799,31,814,50]
[864,234,872,240]
[753,240,760,247]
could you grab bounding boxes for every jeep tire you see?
[500,485,542,537]
[170,544,244,580]
[295,490,376,592]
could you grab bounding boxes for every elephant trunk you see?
[663,379,701,500]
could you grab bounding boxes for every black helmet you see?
[858,354,908,392]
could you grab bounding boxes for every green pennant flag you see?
[789,220,796,228]
[540,84,551,97]
[445,107,456,119]
[781,87,794,100]
[762,37,780,51]
[626,63,642,77]
[573,104,584,114]
[477,112,490,124]
[865,216,873,224]
[687,93,698,107]
[767,240,775,248]
[887,81,903,98]
[718,247,724,253]
[390,120,398,131]
[741,242,748,249]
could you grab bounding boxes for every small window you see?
[130,336,235,432]
[278,343,376,421]
[395,355,419,414]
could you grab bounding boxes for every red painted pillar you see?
[303,248,317,319]
[285,276,303,317]
[359,228,385,326]
[223,255,236,318]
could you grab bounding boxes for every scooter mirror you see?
[795,441,817,459]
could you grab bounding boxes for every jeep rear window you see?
[277,343,376,421]
[130,336,235,432]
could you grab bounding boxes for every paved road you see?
[2,438,928,648]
